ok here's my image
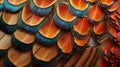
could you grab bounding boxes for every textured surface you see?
[0,0,120,67]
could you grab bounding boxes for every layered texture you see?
[0,0,119,67]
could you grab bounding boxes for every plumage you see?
[0,0,119,67]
